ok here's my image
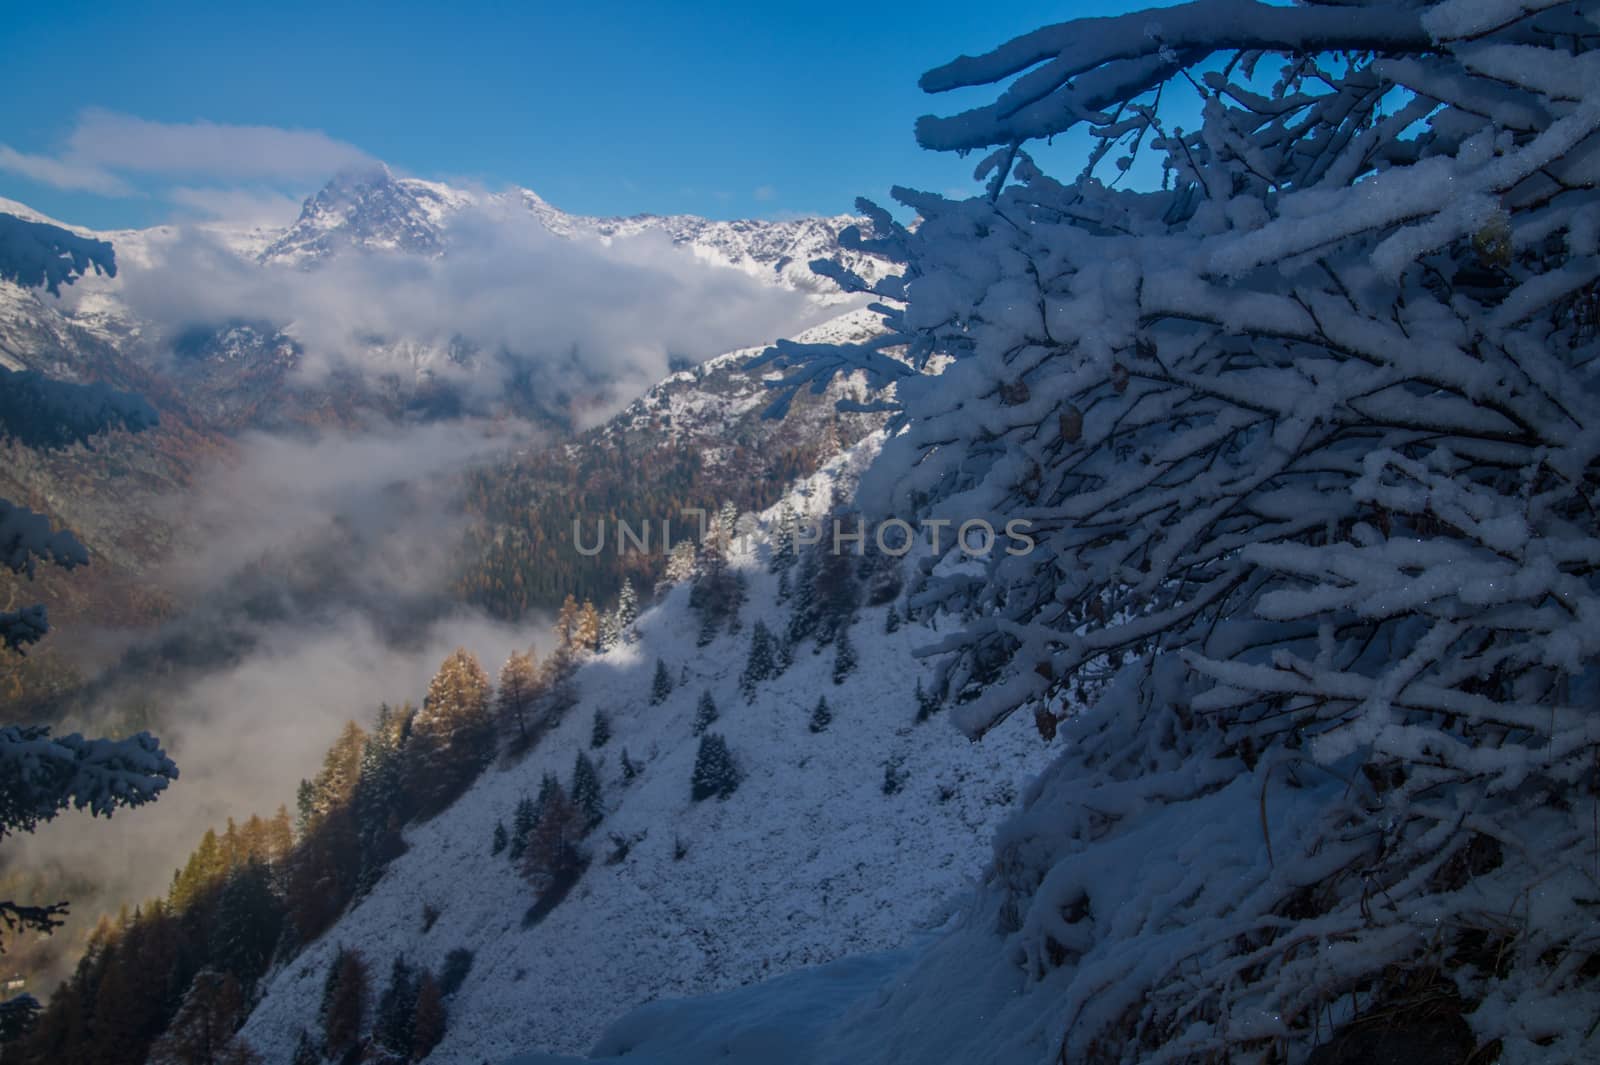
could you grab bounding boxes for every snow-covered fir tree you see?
[615,577,639,641]
[372,955,418,1057]
[661,539,698,589]
[649,657,673,704]
[739,620,778,701]
[689,733,740,802]
[570,751,603,832]
[784,547,821,646]
[355,705,406,891]
[598,609,621,652]
[508,794,536,863]
[831,625,858,685]
[769,501,799,573]
[808,696,832,734]
[692,690,719,736]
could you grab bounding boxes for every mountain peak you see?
[259,163,462,266]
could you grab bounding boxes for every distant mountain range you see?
[1,167,887,434]
[258,165,886,296]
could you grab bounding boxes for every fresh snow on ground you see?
[502,947,915,1065]
[237,445,1059,1063]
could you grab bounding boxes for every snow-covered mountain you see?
[237,445,1057,1063]
[257,165,887,297]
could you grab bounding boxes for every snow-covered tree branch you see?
[774,0,1600,1059]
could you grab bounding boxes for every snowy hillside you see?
[596,306,886,461]
[237,444,1057,1063]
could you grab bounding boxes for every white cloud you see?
[118,202,838,426]
[753,184,777,201]
[65,108,373,181]
[0,109,371,207]
[0,143,132,195]
[166,185,305,226]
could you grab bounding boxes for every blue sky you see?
[0,0,1165,229]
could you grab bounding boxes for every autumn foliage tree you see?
[495,649,540,750]
[320,945,368,1062]
[405,649,494,818]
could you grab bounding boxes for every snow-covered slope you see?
[596,306,885,461]
[237,445,1057,1063]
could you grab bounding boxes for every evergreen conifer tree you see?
[373,955,418,1056]
[439,948,473,997]
[355,704,404,891]
[208,860,282,989]
[570,751,603,832]
[295,779,316,837]
[832,625,858,685]
[814,539,860,647]
[786,547,820,646]
[690,733,740,802]
[590,710,610,749]
[695,609,719,648]
[598,609,621,652]
[616,577,639,641]
[509,795,536,863]
[521,777,584,888]
[649,657,673,704]
[491,821,508,856]
[692,690,718,736]
[809,696,832,734]
[769,501,798,574]
[738,620,776,701]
